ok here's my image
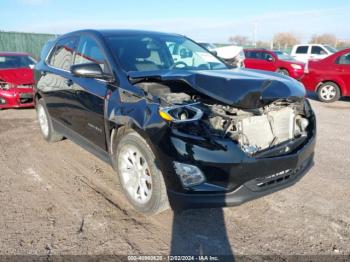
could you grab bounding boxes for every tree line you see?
[228,33,350,50]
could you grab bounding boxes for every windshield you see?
[273,51,295,61]
[324,45,337,53]
[107,35,227,73]
[0,55,36,69]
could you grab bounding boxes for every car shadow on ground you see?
[170,208,234,260]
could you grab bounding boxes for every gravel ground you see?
[0,97,349,259]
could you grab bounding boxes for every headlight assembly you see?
[291,64,302,70]
[0,81,11,90]
[159,104,203,123]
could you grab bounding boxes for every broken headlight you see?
[0,81,11,90]
[159,104,203,123]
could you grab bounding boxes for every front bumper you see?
[0,88,34,109]
[168,148,314,209]
[290,69,304,80]
[165,126,316,209]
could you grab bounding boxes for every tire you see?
[277,68,289,76]
[317,82,341,103]
[115,131,169,215]
[36,99,63,143]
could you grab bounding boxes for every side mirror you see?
[267,56,274,62]
[71,63,112,80]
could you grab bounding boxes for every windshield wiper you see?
[128,75,162,85]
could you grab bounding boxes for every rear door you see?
[334,52,350,92]
[244,50,276,72]
[38,36,78,126]
[244,50,262,69]
[310,45,329,60]
[293,45,309,63]
[68,34,111,150]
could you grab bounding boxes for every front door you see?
[68,35,111,150]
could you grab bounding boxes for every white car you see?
[290,44,337,63]
[198,42,245,68]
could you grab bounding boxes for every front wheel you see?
[317,82,341,103]
[115,131,169,215]
[277,68,289,76]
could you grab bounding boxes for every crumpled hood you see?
[128,68,306,109]
[0,68,34,85]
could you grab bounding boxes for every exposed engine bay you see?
[136,81,311,155]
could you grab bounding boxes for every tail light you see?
[304,62,309,74]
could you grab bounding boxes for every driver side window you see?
[74,35,110,74]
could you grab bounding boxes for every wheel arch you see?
[316,80,344,96]
[108,118,151,159]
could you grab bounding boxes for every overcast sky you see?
[1,0,349,43]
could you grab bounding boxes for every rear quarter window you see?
[336,53,350,65]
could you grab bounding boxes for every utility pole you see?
[252,21,258,47]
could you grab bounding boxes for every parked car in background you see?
[198,42,245,68]
[301,48,350,103]
[291,44,337,63]
[0,52,36,109]
[244,49,305,80]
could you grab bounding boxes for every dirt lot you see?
[0,97,349,259]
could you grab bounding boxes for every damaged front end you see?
[129,70,316,208]
[159,98,312,157]
[207,100,311,156]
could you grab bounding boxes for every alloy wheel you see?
[320,84,337,101]
[118,145,152,204]
[37,104,49,137]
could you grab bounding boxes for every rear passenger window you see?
[245,51,259,59]
[74,35,109,73]
[311,46,327,55]
[48,37,77,71]
[295,46,308,54]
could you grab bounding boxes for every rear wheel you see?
[36,99,63,142]
[115,131,169,215]
[277,68,289,76]
[317,82,341,103]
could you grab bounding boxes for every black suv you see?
[34,30,316,215]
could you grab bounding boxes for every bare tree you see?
[273,32,300,50]
[336,40,350,49]
[310,34,337,46]
[256,41,270,49]
[228,35,249,46]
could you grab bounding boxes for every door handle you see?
[65,79,73,86]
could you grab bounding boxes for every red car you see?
[0,52,36,109]
[301,48,350,103]
[244,49,305,80]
